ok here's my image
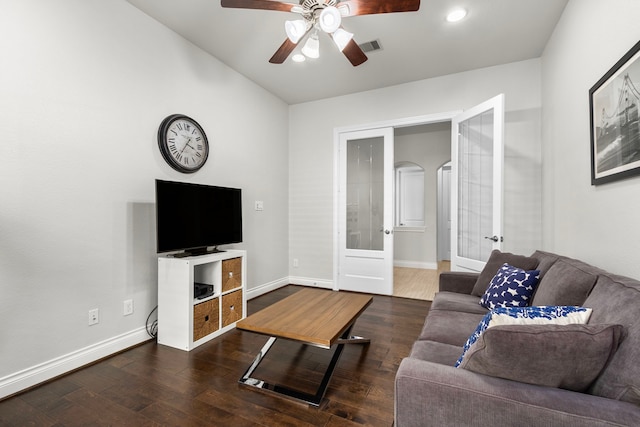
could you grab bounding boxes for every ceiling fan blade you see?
[269,38,298,64]
[338,0,420,16]
[341,39,368,66]
[221,0,299,12]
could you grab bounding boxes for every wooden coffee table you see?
[236,288,372,406]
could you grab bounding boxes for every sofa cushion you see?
[584,274,640,404]
[418,310,486,347]
[455,306,593,367]
[395,357,640,427]
[409,340,463,366]
[530,250,561,280]
[430,291,489,315]
[472,250,539,297]
[531,259,598,306]
[479,263,540,309]
[458,323,623,392]
[438,271,479,294]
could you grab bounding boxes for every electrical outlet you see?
[88,308,99,326]
[293,258,299,268]
[123,299,134,316]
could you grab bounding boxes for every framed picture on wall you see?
[590,39,640,185]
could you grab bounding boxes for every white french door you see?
[336,127,394,295]
[451,94,505,272]
[333,97,504,290]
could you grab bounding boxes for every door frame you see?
[436,161,452,262]
[333,111,461,291]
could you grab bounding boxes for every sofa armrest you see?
[395,357,640,427]
[438,271,478,294]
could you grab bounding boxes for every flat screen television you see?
[155,179,243,256]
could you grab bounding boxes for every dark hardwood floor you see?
[0,286,430,426]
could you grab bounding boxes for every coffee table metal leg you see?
[239,336,277,388]
[238,325,368,407]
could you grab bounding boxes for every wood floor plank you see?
[138,400,218,427]
[196,388,320,427]
[62,388,160,426]
[151,389,240,425]
[0,395,58,426]
[0,285,430,426]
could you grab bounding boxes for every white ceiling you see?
[126,0,568,105]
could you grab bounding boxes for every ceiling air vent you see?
[358,39,383,53]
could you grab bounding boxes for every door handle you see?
[484,235,502,242]
[381,228,392,235]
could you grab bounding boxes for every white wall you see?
[0,0,289,397]
[541,0,640,278]
[289,59,542,283]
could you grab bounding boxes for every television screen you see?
[155,180,243,255]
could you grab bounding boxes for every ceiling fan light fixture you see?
[292,53,306,63]
[319,6,341,33]
[332,28,353,52]
[285,19,307,43]
[301,32,320,58]
[337,4,350,17]
[446,8,467,23]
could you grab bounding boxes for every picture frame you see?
[590,39,640,185]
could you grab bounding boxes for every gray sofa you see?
[395,250,640,426]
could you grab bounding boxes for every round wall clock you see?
[158,114,209,173]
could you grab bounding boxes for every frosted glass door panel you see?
[451,93,504,273]
[457,110,494,262]
[346,137,384,251]
[338,127,393,295]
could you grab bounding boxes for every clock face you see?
[158,114,209,173]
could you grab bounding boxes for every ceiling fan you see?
[220,0,421,66]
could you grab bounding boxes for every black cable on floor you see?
[146,305,158,338]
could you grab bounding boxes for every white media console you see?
[157,250,247,351]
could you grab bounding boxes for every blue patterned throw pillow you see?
[479,263,540,309]
[454,305,593,367]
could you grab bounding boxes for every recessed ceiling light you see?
[446,8,467,23]
[292,54,306,63]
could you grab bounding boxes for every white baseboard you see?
[245,277,290,300]
[288,276,334,290]
[0,327,151,400]
[394,260,438,270]
[246,276,333,300]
